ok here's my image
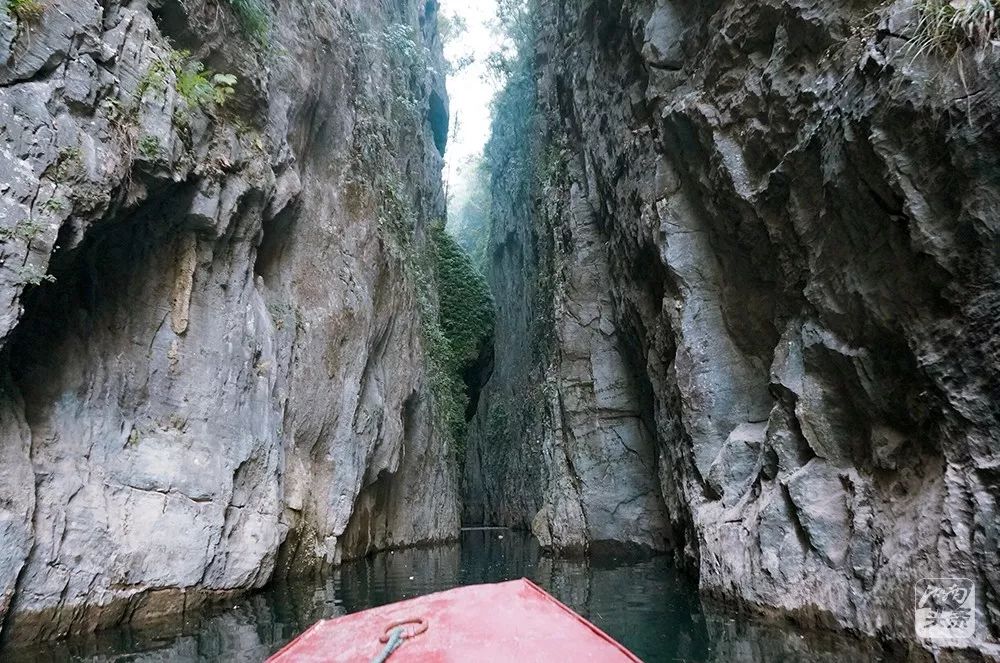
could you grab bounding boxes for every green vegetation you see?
[345,17,494,457]
[226,0,270,45]
[484,0,558,368]
[485,398,512,449]
[0,219,45,243]
[486,0,535,81]
[267,301,302,332]
[6,0,43,23]
[100,98,140,174]
[438,12,468,44]
[137,50,238,114]
[438,11,475,74]
[70,185,111,214]
[382,22,424,66]
[52,146,82,183]
[177,64,237,109]
[12,263,55,287]
[911,0,1000,58]
[381,23,429,122]
[347,19,428,228]
[103,98,131,127]
[39,198,64,214]
[349,21,427,192]
[139,135,161,159]
[373,201,494,456]
[428,220,495,445]
[485,0,537,208]
[136,57,170,100]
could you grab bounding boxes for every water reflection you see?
[2,530,881,662]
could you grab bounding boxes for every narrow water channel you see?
[4,530,882,662]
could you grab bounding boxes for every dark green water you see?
[4,530,882,662]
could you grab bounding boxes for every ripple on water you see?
[1,530,885,662]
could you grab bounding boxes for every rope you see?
[370,626,406,663]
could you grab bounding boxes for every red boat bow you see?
[268,578,642,662]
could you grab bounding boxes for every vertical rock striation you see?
[468,0,999,654]
[0,0,458,643]
[464,28,670,555]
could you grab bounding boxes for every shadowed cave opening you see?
[3,181,201,394]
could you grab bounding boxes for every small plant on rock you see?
[136,57,171,101]
[52,146,83,183]
[175,53,237,109]
[137,50,238,114]
[139,135,161,159]
[6,0,44,23]
[0,219,45,243]
[13,263,55,287]
[39,198,64,214]
[226,0,270,45]
[911,0,1000,58]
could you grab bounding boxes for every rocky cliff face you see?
[0,0,458,644]
[467,0,999,654]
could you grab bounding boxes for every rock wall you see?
[0,0,458,644]
[463,26,671,556]
[467,0,999,654]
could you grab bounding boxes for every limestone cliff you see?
[0,0,458,643]
[466,0,999,654]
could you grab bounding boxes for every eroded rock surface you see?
[0,0,458,643]
[467,0,999,654]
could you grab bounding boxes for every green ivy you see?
[431,221,494,370]
[426,221,495,451]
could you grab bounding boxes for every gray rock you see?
[468,170,670,554]
[642,3,686,70]
[706,422,766,506]
[470,0,1000,655]
[0,0,458,644]
[784,461,850,569]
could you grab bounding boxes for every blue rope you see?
[371,627,406,663]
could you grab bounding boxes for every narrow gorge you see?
[0,0,998,661]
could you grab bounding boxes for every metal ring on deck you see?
[378,617,428,643]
